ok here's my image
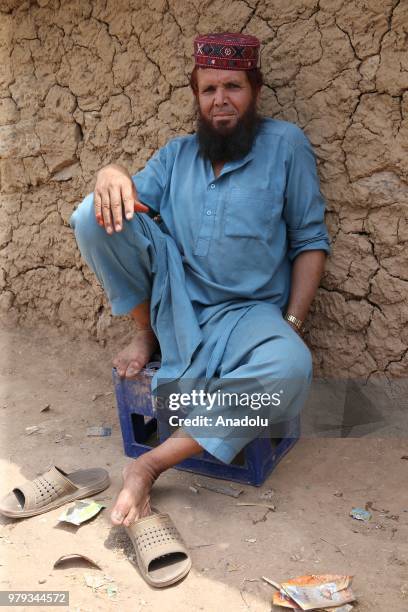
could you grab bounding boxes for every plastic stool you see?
[113,365,300,486]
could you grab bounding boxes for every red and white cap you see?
[194,32,260,70]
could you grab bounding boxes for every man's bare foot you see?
[113,329,158,378]
[111,458,157,527]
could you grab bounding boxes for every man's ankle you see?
[132,453,163,485]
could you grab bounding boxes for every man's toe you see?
[111,491,133,525]
[125,360,142,378]
[123,506,137,527]
[111,509,125,525]
[113,356,128,377]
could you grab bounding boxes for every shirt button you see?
[206,210,212,216]
[210,183,215,189]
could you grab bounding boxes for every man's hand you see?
[94,163,149,234]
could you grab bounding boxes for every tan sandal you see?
[0,466,110,518]
[126,513,191,587]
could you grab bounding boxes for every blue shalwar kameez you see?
[70,118,330,463]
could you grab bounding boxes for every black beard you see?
[197,103,261,163]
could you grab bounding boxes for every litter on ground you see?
[194,481,243,498]
[86,426,112,437]
[58,500,105,526]
[350,507,372,522]
[264,574,356,610]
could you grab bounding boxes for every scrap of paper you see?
[272,575,355,610]
[58,500,105,526]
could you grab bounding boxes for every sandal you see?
[0,466,110,518]
[126,513,191,587]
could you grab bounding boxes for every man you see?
[70,32,330,529]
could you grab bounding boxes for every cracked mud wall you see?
[0,0,407,379]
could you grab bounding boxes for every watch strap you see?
[284,313,305,333]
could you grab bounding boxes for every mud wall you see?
[0,0,407,379]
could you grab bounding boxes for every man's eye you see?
[203,87,215,93]
[227,83,240,89]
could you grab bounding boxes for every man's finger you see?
[94,191,104,226]
[121,183,136,221]
[101,193,113,234]
[109,186,124,232]
[133,184,150,213]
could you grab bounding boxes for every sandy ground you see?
[0,326,407,612]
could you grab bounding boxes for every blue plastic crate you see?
[113,365,300,486]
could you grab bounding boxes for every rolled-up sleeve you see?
[283,131,330,261]
[131,145,170,213]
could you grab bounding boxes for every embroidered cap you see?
[194,32,260,70]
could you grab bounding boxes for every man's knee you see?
[70,195,156,252]
[70,193,101,249]
[278,336,313,382]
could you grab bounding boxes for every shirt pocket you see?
[224,187,275,240]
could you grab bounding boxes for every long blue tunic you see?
[133,118,329,314]
[71,117,330,462]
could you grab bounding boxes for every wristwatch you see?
[284,313,305,334]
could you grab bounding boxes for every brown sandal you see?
[126,513,191,587]
[0,466,110,518]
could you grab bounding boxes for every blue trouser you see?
[70,195,312,463]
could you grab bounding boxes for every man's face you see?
[196,68,257,134]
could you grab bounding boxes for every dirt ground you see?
[0,326,407,612]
